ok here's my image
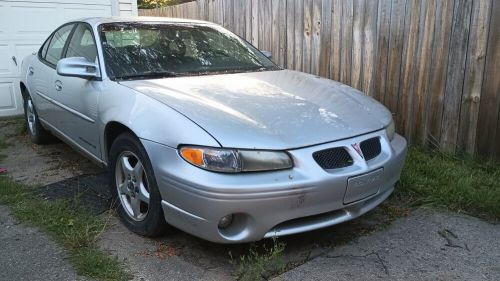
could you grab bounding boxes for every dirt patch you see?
[1,118,406,280]
[10,118,485,281]
[0,119,102,186]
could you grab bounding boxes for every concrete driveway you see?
[1,119,498,281]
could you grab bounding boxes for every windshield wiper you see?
[113,71,179,81]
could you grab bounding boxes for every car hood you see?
[120,70,392,149]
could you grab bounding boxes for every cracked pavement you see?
[272,208,500,281]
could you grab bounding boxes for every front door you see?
[51,23,101,158]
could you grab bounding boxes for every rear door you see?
[31,23,76,127]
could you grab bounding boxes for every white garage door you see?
[0,0,137,117]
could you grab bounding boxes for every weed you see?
[231,238,286,281]
[0,176,130,280]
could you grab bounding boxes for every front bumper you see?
[142,130,407,243]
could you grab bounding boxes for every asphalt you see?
[272,208,500,281]
[1,119,499,281]
[98,219,233,281]
[0,206,86,281]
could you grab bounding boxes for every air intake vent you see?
[313,147,353,169]
[360,137,381,161]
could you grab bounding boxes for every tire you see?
[23,95,53,144]
[108,132,168,237]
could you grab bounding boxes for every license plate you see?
[343,168,383,204]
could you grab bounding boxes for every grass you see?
[231,238,286,281]
[2,116,499,280]
[0,176,130,281]
[396,147,500,221]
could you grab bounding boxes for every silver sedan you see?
[20,17,407,243]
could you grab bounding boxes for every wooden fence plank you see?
[259,0,272,52]
[457,0,492,154]
[477,0,500,157]
[374,0,392,101]
[271,0,280,65]
[361,0,378,96]
[208,0,214,22]
[294,0,304,71]
[318,0,331,77]
[222,0,233,30]
[310,0,322,75]
[426,0,454,148]
[398,0,421,140]
[329,0,342,81]
[440,0,473,152]
[244,0,252,41]
[340,0,353,85]
[351,0,365,90]
[286,0,295,69]
[251,0,259,47]
[232,0,243,36]
[278,0,287,67]
[412,0,436,145]
[302,0,313,73]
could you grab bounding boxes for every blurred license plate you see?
[343,168,383,204]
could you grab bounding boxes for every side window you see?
[66,24,98,63]
[40,37,50,58]
[45,24,75,65]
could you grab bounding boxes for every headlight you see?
[179,146,293,173]
[386,119,396,141]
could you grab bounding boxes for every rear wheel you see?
[108,132,168,237]
[23,95,52,144]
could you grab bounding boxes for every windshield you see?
[99,22,278,80]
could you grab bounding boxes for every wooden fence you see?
[140,0,500,159]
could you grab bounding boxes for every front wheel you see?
[108,132,168,237]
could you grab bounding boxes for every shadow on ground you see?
[38,171,401,280]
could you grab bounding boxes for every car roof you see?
[78,16,215,27]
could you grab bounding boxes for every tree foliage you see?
[138,0,193,9]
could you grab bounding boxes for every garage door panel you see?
[61,6,111,20]
[0,44,14,76]
[0,3,6,35]
[0,82,15,110]
[9,5,59,35]
[5,0,110,5]
[0,79,23,117]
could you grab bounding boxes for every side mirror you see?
[57,57,99,79]
[261,51,272,59]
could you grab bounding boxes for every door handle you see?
[55,80,63,91]
[28,67,34,75]
[12,56,17,66]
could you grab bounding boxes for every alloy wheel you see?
[115,151,150,221]
[26,99,36,135]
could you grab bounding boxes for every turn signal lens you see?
[179,146,293,173]
[180,147,240,173]
[180,148,204,166]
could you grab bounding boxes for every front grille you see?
[360,137,381,161]
[313,147,353,169]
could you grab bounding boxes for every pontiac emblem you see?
[351,143,364,159]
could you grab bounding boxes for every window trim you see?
[38,22,78,69]
[62,22,102,80]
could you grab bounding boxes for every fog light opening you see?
[218,214,234,229]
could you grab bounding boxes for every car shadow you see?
[39,172,400,277]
